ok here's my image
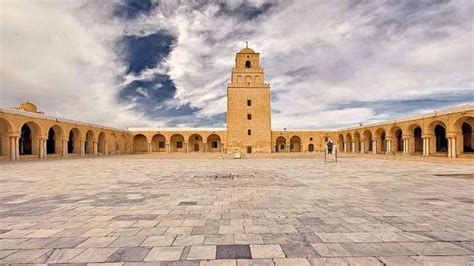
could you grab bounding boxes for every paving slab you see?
[0,157,472,265]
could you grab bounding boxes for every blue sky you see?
[1,0,472,129]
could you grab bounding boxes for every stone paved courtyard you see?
[0,156,473,265]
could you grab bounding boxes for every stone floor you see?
[0,156,473,265]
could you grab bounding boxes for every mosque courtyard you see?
[0,155,473,265]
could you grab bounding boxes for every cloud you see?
[0,0,155,128]
[1,0,472,130]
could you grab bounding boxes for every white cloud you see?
[0,0,154,129]
[1,0,472,129]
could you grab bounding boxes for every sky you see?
[0,0,473,130]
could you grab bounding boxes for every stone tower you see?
[226,47,272,153]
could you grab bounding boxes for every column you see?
[385,139,391,155]
[351,141,356,153]
[9,135,16,161]
[422,136,430,156]
[448,136,457,158]
[204,142,207,153]
[372,140,377,154]
[80,141,85,156]
[147,143,152,153]
[104,142,108,156]
[166,142,171,153]
[402,136,409,155]
[360,140,365,154]
[43,138,47,158]
[15,136,20,159]
[343,142,347,152]
[287,144,290,153]
[62,139,68,157]
[185,142,189,153]
[93,141,98,156]
[39,138,45,159]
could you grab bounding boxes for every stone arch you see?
[151,134,166,152]
[47,125,64,155]
[276,136,286,152]
[390,126,403,153]
[245,75,252,84]
[454,115,474,155]
[133,134,148,153]
[0,117,13,158]
[170,134,185,152]
[67,128,81,154]
[245,60,251,68]
[345,133,352,152]
[290,135,301,152]
[428,120,448,154]
[98,132,106,155]
[353,132,361,152]
[207,134,222,152]
[109,133,117,154]
[85,130,95,155]
[408,124,423,153]
[374,128,386,153]
[189,134,204,152]
[338,134,344,152]
[120,134,127,154]
[19,121,41,156]
[362,129,372,152]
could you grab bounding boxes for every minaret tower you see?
[226,45,272,153]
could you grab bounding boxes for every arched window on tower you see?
[245,60,251,68]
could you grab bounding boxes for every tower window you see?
[245,60,251,68]
[248,129,251,136]
[247,99,252,106]
[247,114,252,120]
[310,137,313,141]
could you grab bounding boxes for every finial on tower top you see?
[246,41,248,48]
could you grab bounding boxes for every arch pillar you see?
[104,141,108,156]
[147,142,152,153]
[385,137,393,155]
[351,141,356,153]
[221,142,225,153]
[93,141,98,156]
[38,136,47,159]
[372,140,377,154]
[61,138,68,157]
[360,139,365,154]
[80,140,85,156]
[286,144,290,153]
[422,135,431,156]
[185,142,189,153]
[203,142,207,153]
[166,142,170,153]
[402,135,410,155]
[447,133,457,158]
[9,134,19,161]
